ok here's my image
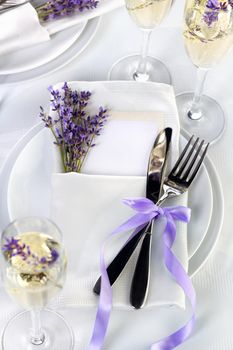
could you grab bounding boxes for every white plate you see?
[6,126,213,259]
[0,18,100,85]
[0,22,86,75]
[5,123,222,276]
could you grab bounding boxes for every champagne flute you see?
[1,217,74,350]
[176,0,233,143]
[109,0,172,82]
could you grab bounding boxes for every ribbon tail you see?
[87,209,155,349]
[151,214,196,350]
[87,239,112,350]
[151,247,196,350]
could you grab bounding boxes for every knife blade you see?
[93,128,172,296]
[130,127,172,308]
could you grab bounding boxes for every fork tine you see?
[181,139,204,180]
[176,137,199,178]
[188,142,209,184]
[170,135,194,175]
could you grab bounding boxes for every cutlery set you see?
[94,128,209,309]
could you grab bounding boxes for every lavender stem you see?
[51,128,66,172]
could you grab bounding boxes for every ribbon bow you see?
[87,198,195,350]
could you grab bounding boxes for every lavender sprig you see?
[203,0,231,26]
[36,0,99,22]
[39,82,109,173]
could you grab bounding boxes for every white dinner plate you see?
[0,22,86,75]
[0,18,100,85]
[4,122,223,276]
[6,126,213,259]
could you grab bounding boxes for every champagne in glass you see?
[184,0,233,68]
[1,217,74,350]
[109,0,172,82]
[176,0,233,143]
[4,232,66,310]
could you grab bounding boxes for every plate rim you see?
[0,21,87,76]
[6,126,214,260]
[188,151,224,277]
[0,17,101,86]
[3,122,223,277]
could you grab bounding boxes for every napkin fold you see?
[0,3,50,57]
[49,81,188,309]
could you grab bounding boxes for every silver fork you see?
[130,135,209,308]
[156,135,209,205]
[93,135,209,298]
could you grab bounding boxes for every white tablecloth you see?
[0,1,233,349]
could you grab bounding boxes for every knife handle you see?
[93,226,147,295]
[130,230,152,309]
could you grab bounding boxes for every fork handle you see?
[130,231,152,309]
[93,226,146,294]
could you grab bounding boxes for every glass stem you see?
[30,309,45,345]
[133,29,152,81]
[188,68,208,120]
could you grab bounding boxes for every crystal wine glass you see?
[109,0,172,82]
[1,217,74,350]
[176,0,233,143]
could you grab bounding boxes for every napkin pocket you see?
[50,172,188,310]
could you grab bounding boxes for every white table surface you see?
[1,2,233,349]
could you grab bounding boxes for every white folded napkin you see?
[49,81,188,309]
[0,3,50,57]
[0,0,123,56]
[51,174,187,309]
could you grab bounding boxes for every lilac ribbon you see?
[87,198,195,350]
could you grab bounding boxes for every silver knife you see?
[93,128,172,296]
[130,127,172,309]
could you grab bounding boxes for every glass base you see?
[176,92,225,144]
[108,54,171,84]
[2,309,74,350]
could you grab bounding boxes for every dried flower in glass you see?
[0,217,73,349]
[203,0,232,26]
[2,236,59,270]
